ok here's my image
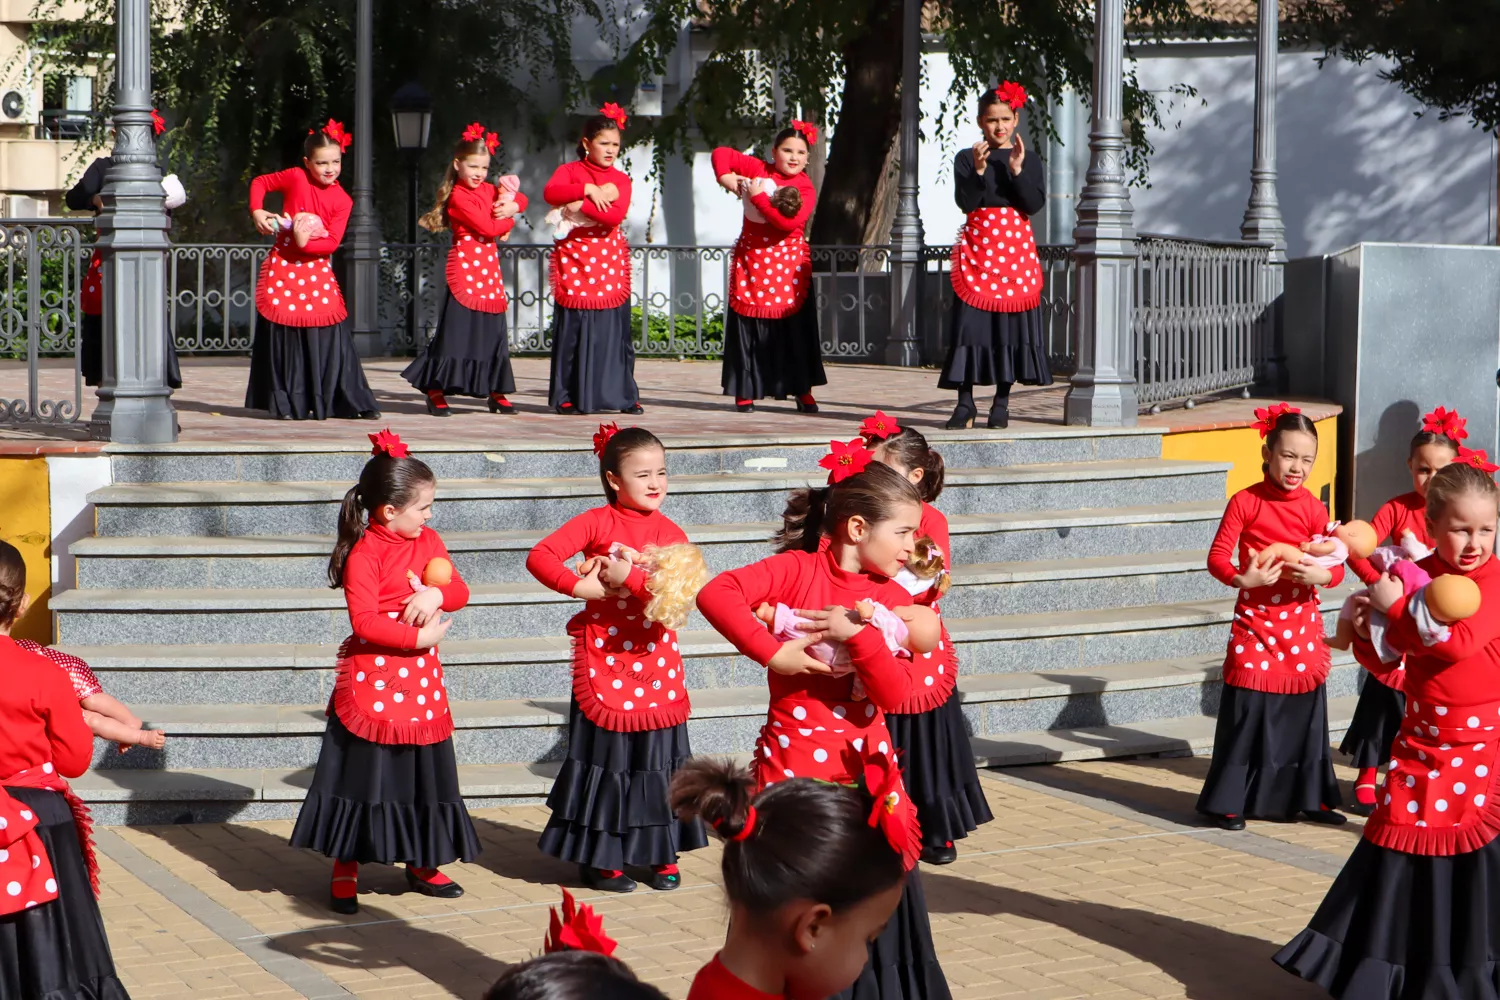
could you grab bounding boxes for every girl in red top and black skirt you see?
[861,415,993,865]
[711,121,825,414]
[526,425,707,893]
[403,123,527,417]
[289,430,480,913]
[1338,408,1462,813]
[939,82,1048,431]
[1197,405,1346,829]
[1276,459,1500,997]
[697,445,950,1000]
[543,105,640,415]
[0,541,130,998]
[246,120,380,421]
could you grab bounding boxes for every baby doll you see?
[894,535,950,599]
[1329,530,1481,656]
[496,174,521,205]
[754,599,939,700]
[280,211,329,247]
[406,556,454,593]
[15,639,166,752]
[1253,519,1378,572]
[739,177,801,225]
[574,543,711,632]
[546,203,590,241]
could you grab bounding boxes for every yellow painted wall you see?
[0,456,51,641]
[1161,416,1339,513]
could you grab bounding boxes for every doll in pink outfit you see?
[1328,530,1475,658]
[754,599,939,699]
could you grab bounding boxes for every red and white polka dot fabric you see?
[254,239,348,327]
[570,598,689,732]
[0,786,58,917]
[949,206,1044,313]
[729,229,810,319]
[549,227,630,310]
[1370,697,1500,848]
[80,250,102,317]
[333,635,452,746]
[1223,579,1331,695]
[447,234,508,313]
[14,639,104,700]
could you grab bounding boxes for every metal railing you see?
[0,221,86,425]
[923,243,1078,376]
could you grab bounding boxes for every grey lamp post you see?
[345,0,383,355]
[1241,0,1287,392]
[390,83,433,349]
[88,0,177,443]
[886,0,924,366]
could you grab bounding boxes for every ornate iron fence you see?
[922,243,1078,375]
[1132,235,1270,409]
[0,221,87,425]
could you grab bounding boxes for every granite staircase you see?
[53,430,1360,824]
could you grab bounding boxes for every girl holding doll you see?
[289,430,479,913]
[525,424,708,892]
[403,122,527,416]
[1197,404,1346,829]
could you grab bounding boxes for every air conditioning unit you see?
[4,195,46,219]
[1,90,28,123]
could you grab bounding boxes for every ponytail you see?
[776,462,923,553]
[326,453,437,588]
[873,426,945,503]
[327,486,366,588]
[775,486,830,553]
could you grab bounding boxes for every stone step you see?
[102,429,1165,485]
[79,654,1363,771]
[73,692,1361,825]
[52,549,1224,645]
[62,584,1356,704]
[70,502,1225,590]
[87,459,1230,536]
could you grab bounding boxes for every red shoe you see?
[488,394,515,415]
[425,390,451,418]
[796,394,818,414]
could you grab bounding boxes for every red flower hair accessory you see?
[462,122,485,143]
[311,119,352,152]
[543,888,618,957]
[1457,446,1499,474]
[150,109,166,136]
[994,81,1028,110]
[1422,406,1469,443]
[593,421,621,458]
[598,103,628,129]
[368,428,410,459]
[1253,401,1302,439]
[485,131,500,155]
[858,411,902,442]
[819,438,874,485]
[790,119,819,145]
[840,743,920,869]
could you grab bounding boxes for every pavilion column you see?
[885,0,924,366]
[345,0,383,354]
[1241,0,1288,392]
[1062,0,1138,427]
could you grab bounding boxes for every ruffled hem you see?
[289,790,480,867]
[1220,663,1330,695]
[569,621,691,732]
[401,354,515,397]
[331,672,455,747]
[1197,684,1341,818]
[730,299,810,320]
[548,239,630,310]
[1364,769,1500,856]
[891,669,959,716]
[950,276,1041,313]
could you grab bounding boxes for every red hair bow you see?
[1422,406,1469,443]
[368,428,410,459]
[790,119,819,145]
[995,81,1028,110]
[1458,446,1499,474]
[1253,401,1302,439]
[485,131,500,155]
[858,411,902,442]
[150,109,166,136]
[462,121,485,143]
[312,118,353,152]
[543,888,618,957]
[598,103,628,129]
[819,438,874,485]
[593,422,621,458]
[841,743,920,870]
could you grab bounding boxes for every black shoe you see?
[405,868,465,898]
[356,410,382,420]
[945,401,977,430]
[642,868,682,891]
[554,403,575,415]
[1302,808,1348,825]
[795,397,819,414]
[580,865,636,893]
[621,404,644,415]
[1346,800,1375,817]
[920,843,958,865]
[987,404,1009,429]
[425,396,451,418]
[488,396,515,414]
[736,401,755,413]
[1212,814,1246,831]
[330,891,359,915]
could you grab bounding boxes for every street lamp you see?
[389,82,432,348]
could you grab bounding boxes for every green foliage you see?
[630,305,724,358]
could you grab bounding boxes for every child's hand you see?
[1284,561,1333,587]
[584,184,615,211]
[795,605,864,643]
[415,616,454,649]
[400,585,446,626]
[574,555,605,578]
[1351,594,1373,638]
[494,199,520,220]
[602,556,634,588]
[717,172,744,194]
[1233,550,1282,590]
[768,633,833,677]
[1369,572,1404,614]
[571,564,610,601]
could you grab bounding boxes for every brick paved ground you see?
[93,753,1365,1000]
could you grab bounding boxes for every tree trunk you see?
[809,0,904,247]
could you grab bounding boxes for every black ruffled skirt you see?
[547,303,638,413]
[245,315,379,420]
[0,787,130,1000]
[720,299,827,400]
[1275,835,1500,998]
[537,702,707,870]
[288,713,480,868]
[80,312,182,390]
[1197,683,1342,819]
[1340,675,1407,770]
[938,300,1052,389]
[401,292,515,398]
[834,869,951,1000]
[887,690,993,848]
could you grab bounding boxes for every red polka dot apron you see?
[447,234,508,313]
[80,249,102,316]
[332,632,453,745]
[1366,696,1500,854]
[569,597,691,732]
[549,227,630,310]
[0,762,99,911]
[893,617,958,716]
[949,206,1043,312]
[1223,579,1331,695]
[729,228,811,319]
[254,237,348,327]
